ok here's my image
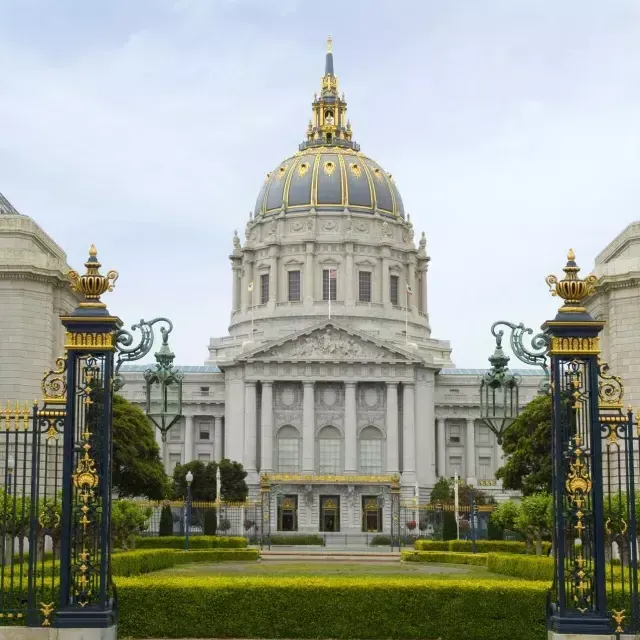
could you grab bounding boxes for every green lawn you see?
[153,560,508,580]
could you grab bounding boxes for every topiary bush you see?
[135,535,247,550]
[115,575,548,640]
[268,534,324,546]
[402,551,488,566]
[159,505,174,537]
[487,553,554,581]
[442,510,458,540]
[369,535,391,546]
[203,509,217,535]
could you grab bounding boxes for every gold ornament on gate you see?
[546,249,597,313]
[67,245,118,309]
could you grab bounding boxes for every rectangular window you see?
[277,438,300,473]
[200,386,210,394]
[169,425,181,441]
[322,269,337,301]
[288,270,301,301]
[478,456,492,480]
[390,274,399,306]
[260,274,269,304]
[477,425,491,445]
[448,425,461,444]
[358,271,372,302]
[168,453,181,471]
[359,440,383,475]
[449,455,462,478]
[318,439,341,474]
[199,425,211,440]
[198,453,211,463]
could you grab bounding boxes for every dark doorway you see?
[277,495,298,532]
[361,496,383,532]
[320,496,340,532]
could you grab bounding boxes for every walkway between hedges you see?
[260,549,401,562]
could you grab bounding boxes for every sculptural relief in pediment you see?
[261,326,405,361]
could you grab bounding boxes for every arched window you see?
[276,425,301,473]
[317,425,342,474]
[359,426,384,475]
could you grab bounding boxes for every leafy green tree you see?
[430,477,451,503]
[516,493,552,555]
[0,489,31,556]
[171,458,248,502]
[111,499,152,550]
[604,491,640,566]
[496,394,552,496]
[112,394,169,499]
[490,499,521,533]
[159,504,174,537]
[219,458,248,502]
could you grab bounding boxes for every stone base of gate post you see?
[0,627,116,640]
[549,632,638,640]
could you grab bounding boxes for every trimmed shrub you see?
[115,575,548,640]
[487,553,553,582]
[402,551,488,566]
[269,534,324,546]
[369,535,391,546]
[443,510,457,540]
[414,540,449,551]
[112,548,259,577]
[203,509,217,535]
[449,540,551,555]
[487,517,504,541]
[159,505,173,537]
[135,535,247,550]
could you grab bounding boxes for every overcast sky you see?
[1,0,639,368]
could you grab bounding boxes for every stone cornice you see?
[0,214,67,262]
[595,221,640,264]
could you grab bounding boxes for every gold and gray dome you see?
[253,38,405,220]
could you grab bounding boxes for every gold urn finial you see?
[68,245,118,309]
[545,248,597,314]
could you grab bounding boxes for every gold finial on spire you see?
[68,245,118,309]
[327,35,332,53]
[545,249,597,314]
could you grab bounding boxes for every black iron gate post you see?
[56,245,121,629]
[390,476,400,550]
[260,475,271,550]
[544,249,611,635]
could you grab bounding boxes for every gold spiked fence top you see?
[1,401,33,431]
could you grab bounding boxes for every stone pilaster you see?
[261,381,274,473]
[402,382,416,483]
[184,415,194,463]
[436,417,446,479]
[385,382,399,473]
[243,382,257,477]
[344,381,357,473]
[465,417,476,482]
[302,382,315,472]
[214,416,223,462]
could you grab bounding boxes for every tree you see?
[219,458,248,502]
[111,499,152,550]
[159,504,174,537]
[430,477,451,503]
[517,493,552,555]
[604,491,640,566]
[496,394,552,496]
[171,458,248,502]
[112,394,169,500]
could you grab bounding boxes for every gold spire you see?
[545,249,597,314]
[68,245,118,309]
[327,35,332,53]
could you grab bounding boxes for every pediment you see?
[239,320,422,364]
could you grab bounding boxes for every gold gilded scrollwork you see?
[41,356,67,403]
[598,358,624,408]
[73,453,98,491]
[40,602,54,626]
[612,610,625,633]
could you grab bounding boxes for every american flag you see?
[329,269,337,279]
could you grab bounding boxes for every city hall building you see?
[7,41,636,535]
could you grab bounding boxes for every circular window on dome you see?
[276,165,288,180]
[349,163,361,179]
[297,162,309,177]
[323,161,336,176]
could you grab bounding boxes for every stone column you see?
[382,254,391,309]
[232,265,241,311]
[408,262,417,314]
[345,244,354,306]
[436,417,446,478]
[261,382,274,474]
[344,382,357,473]
[224,374,245,464]
[214,416,223,462]
[385,382,399,473]
[243,258,254,309]
[268,246,278,307]
[402,383,416,482]
[244,382,257,476]
[302,382,315,473]
[184,415,194,464]
[415,371,436,485]
[304,241,314,308]
[466,418,476,482]
[419,262,428,314]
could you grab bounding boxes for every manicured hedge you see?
[416,539,551,554]
[115,575,548,640]
[268,535,324,545]
[135,535,247,550]
[112,549,259,577]
[487,553,553,582]
[402,551,488,566]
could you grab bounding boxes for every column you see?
[386,382,399,473]
[268,247,278,307]
[344,382,357,473]
[402,383,416,482]
[345,245,354,306]
[244,382,257,474]
[232,265,241,311]
[419,262,428,314]
[304,242,314,308]
[224,375,245,463]
[408,262,417,314]
[415,371,436,485]
[436,417,446,478]
[184,415,194,463]
[214,416,223,462]
[466,418,476,481]
[302,382,315,473]
[261,382,274,474]
[243,258,254,308]
[154,424,165,472]
[382,255,390,309]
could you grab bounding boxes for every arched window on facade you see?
[316,425,342,474]
[276,425,301,473]
[359,426,384,475]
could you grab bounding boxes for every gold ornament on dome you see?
[349,162,361,178]
[323,161,336,176]
[68,245,118,309]
[297,162,309,177]
[276,165,288,180]
[545,249,597,314]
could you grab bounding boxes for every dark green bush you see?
[115,575,548,640]
[135,535,247,550]
[487,553,553,582]
[369,535,391,546]
[159,505,173,537]
[269,534,324,546]
[487,518,504,541]
[443,510,458,540]
[402,551,488,566]
[203,509,217,535]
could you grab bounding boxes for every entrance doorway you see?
[320,496,340,532]
[361,496,383,532]
[277,495,298,532]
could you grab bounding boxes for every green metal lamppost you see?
[144,327,184,442]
